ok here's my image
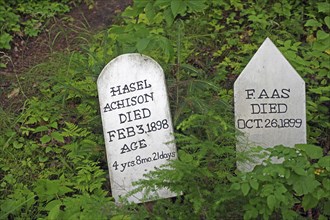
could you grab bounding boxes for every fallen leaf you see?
[7,88,20,99]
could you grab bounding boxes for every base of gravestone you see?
[236,145,287,172]
[143,201,154,213]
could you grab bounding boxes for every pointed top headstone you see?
[97,53,177,203]
[235,37,304,84]
[234,38,306,171]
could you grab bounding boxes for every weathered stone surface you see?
[97,53,177,202]
[234,38,306,171]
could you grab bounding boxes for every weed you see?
[0,0,329,219]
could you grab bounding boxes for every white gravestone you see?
[234,38,306,171]
[97,54,177,203]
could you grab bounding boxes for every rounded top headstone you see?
[97,53,177,203]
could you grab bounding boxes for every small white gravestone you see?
[234,38,306,171]
[97,54,177,203]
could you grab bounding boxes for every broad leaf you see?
[171,0,186,17]
[241,182,250,196]
[145,2,156,21]
[44,200,62,211]
[40,135,51,144]
[291,175,320,195]
[230,183,240,191]
[0,33,12,49]
[317,2,330,14]
[51,132,64,143]
[164,8,174,26]
[325,16,330,29]
[267,194,276,211]
[34,125,49,133]
[249,179,259,190]
[136,38,150,52]
[186,1,207,12]
[296,144,323,159]
[305,19,322,27]
[302,194,318,209]
[318,156,330,170]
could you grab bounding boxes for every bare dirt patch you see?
[0,0,132,110]
[1,0,131,75]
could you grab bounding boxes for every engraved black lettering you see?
[119,111,132,124]
[117,128,126,140]
[137,95,144,104]
[136,80,144,90]
[251,104,260,114]
[130,96,137,106]
[152,152,157,160]
[136,124,144,134]
[258,89,269,99]
[117,99,125,109]
[133,109,142,120]
[139,139,147,149]
[126,126,135,138]
[260,103,267,114]
[120,144,131,154]
[122,84,130,94]
[110,101,117,110]
[271,89,280,98]
[144,92,154,103]
[278,103,287,113]
[268,103,278,113]
[104,103,111,112]
[129,82,136,92]
[110,85,122,97]
[265,119,271,128]
[107,130,116,142]
[109,79,152,98]
[130,141,138,151]
[120,162,127,172]
[245,119,254,129]
[119,108,151,124]
[237,119,246,129]
[254,119,263,128]
[281,88,290,98]
[144,79,152,89]
[245,89,255,99]
[124,97,131,107]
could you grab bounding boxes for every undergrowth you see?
[0,0,329,219]
[0,0,94,67]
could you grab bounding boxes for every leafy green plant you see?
[1,0,329,219]
[0,50,110,219]
[230,145,330,220]
[0,0,68,47]
[0,0,96,67]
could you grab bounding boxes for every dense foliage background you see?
[0,0,329,219]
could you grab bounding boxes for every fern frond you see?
[62,122,90,138]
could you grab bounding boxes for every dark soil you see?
[0,0,132,110]
[1,0,132,75]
